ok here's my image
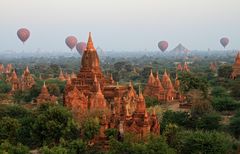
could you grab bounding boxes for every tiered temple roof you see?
[36,82,57,104]
[21,66,35,90]
[144,69,181,102]
[64,32,159,139]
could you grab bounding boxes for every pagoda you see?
[36,82,57,104]
[95,87,160,140]
[209,62,217,72]
[176,63,183,71]
[122,87,160,137]
[58,69,66,81]
[5,64,13,74]
[9,69,20,90]
[231,52,240,79]
[71,72,77,79]
[64,32,159,139]
[143,69,180,102]
[64,32,138,112]
[21,66,35,90]
[183,62,190,72]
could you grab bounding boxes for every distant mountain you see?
[170,43,190,53]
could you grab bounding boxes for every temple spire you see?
[150,69,154,77]
[26,66,30,73]
[12,69,18,80]
[156,71,159,79]
[164,69,167,76]
[43,81,46,88]
[138,84,144,100]
[235,52,240,64]
[86,32,95,51]
[147,69,155,85]
[97,83,103,95]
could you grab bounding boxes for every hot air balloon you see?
[158,41,168,52]
[220,37,229,48]
[76,42,87,55]
[17,28,30,44]
[65,36,77,50]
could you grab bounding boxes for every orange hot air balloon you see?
[65,36,77,50]
[76,42,87,55]
[17,28,30,43]
[220,37,229,48]
[158,41,168,52]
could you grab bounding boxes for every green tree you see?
[178,72,209,98]
[109,135,175,154]
[161,110,189,132]
[0,117,20,143]
[230,80,240,99]
[0,105,31,119]
[0,80,11,93]
[174,130,237,154]
[105,128,119,139]
[163,124,180,147]
[212,97,240,111]
[194,112,221,131]
[47,84,60,96]
[145,97,160,107]
[190,96,213,117]
[211,86,229,97]
[82,117,100,140]
[146,135,176,154]
[229,111,240,139]
[41,145,68,154]
[67,139,87,154]
[218,65,232,78]
[0,140,29,154]
[17,116,37,148]
[33,105,79,145]
[113,61,127,72]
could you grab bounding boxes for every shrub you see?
[174,130,237,154]
[212,97,240,111]
[161,110,189,132]
[0,141,29,154]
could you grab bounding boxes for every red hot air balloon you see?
[158,41,168,52]
[17,28,30,44]
[220,37,229,48]
[76,42,87,55]
[65,36,77,50]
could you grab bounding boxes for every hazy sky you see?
[0,0,240,52]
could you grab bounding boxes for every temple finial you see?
[43,81,46,87]
[86,32,95,50]
[25,66,30,73]
[156,71,159,79]
[150,69,153,75]
[138,84,144,99]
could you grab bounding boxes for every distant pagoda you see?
[231,52,240,79]
[21,66,35,90]
[36,82,57,104]
[143,69,182,102]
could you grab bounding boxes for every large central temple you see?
[64,32,134,108]
[64,33,160,138]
